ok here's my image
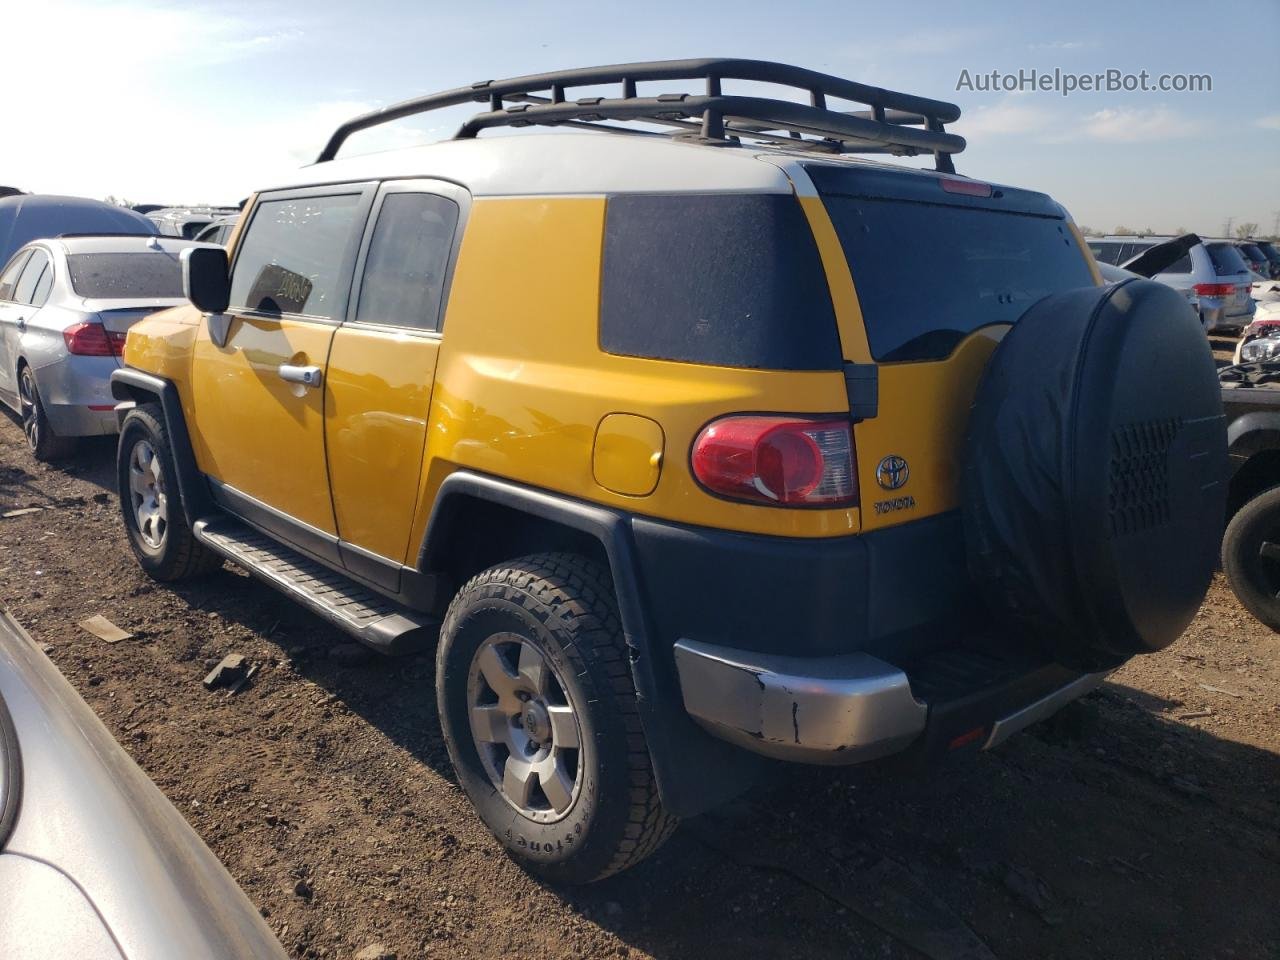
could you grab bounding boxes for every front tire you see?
[18,365,76,462]
[1223,485,1280,631]
[436,553,676,883]
[117,404,221,581]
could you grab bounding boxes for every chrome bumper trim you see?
[672,638,927,765]
[983,670,1110,750]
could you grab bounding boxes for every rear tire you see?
[18,365,76,462]
[117,404,221,582]
[436,553,676,883]
[1222,485,1280,632]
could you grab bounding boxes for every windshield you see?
[820,193,1094,362]
[66,252,185,299]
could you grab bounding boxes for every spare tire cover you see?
[962,279,1228,669]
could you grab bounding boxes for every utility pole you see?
[1272,210,1280,237]
[1222,216,1234,238]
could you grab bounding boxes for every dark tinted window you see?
[13,249,49,304]
[67,252,184,298]
[1087,241,1123,265]
[355,193,458,331]
[0,251,31,301]
[1162,253,1192,274]
[822,198,1094,361]
[1239,244,1266,264]
[1206,242,1249,276]
[230,194,362,319]
[1256,242,1280,263]
[600,194,840,370]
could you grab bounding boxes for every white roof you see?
[264,131,898,197]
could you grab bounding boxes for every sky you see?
[3,0,1278,237]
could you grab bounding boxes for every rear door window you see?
[1206,242,1249,276]
[600,194,840,370]
[813,173,1094,362]
[230,193,365,320]
[354,193,459,331]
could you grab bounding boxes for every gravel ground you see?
[1,389,1277,960]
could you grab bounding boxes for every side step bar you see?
[193,517,439,655]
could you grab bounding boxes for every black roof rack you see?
[317,58,966,173]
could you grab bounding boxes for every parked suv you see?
[1087,235,1255,333]
[110,60,1227,883]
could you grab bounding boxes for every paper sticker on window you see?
[245,263,315,315]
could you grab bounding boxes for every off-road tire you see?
[117,404,222,581]
[1223,485,1280,632]
[436,552,676,883]
[18,364,76,462]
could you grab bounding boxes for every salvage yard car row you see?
[0,55,1275,958]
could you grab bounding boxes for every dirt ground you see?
[1,385,1277,960]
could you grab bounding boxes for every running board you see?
[193,517,439,655]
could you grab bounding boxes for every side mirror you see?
[181,246,230,314]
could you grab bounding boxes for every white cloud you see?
[1257,114,1280,131]
[958,96,1055,138]
[1027,39,1092,51]
[889,27,990,55]
[1078,106,1200,142]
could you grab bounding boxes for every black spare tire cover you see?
[962,279,1228,669]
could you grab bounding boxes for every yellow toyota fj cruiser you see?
[111,59,1228,883]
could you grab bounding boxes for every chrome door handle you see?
[277,364,322,388]
[16,317,25,332]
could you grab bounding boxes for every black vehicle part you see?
[963,279,1228,669]
[1222,484,1280,631]
[1119,232,1201,279]
[318,58,965,172]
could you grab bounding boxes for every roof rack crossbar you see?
[317,57,965,171]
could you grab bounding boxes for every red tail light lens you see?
[1193,283,1238,298]
[62,322,124,357]
[938,176,993,198]
[691,416,858,507]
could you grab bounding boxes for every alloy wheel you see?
[466,632,583,823]
[18,369,38,453]
[128,439,168,549]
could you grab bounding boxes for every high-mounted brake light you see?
[691,416,858,507]
[63,322,124,357]
[939,176,992,198]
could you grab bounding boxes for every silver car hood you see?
[0,613,287,960]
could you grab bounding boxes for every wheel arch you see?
[110,368,212,519]
[417,471,765,817]
[1226,411,1280,517]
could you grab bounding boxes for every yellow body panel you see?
[324,325,440,564]
[854,329,1005,530]
[406,196,860,554]
[798,195,872,364]
[188,315,336,533]
[593,413,665,497]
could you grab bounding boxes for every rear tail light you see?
[62,322,125,357]
[691,416,858,507]
[1193,283,1238,298]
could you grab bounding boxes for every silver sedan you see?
[0,235,214,461]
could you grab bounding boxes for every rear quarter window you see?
[599,194,840,370]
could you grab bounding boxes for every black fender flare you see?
[419,471,763,817]
[1226,410,1280,473]
[110,368,212,520]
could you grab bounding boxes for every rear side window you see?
[355,193,458,331]
[67,252,185,298]
[0,251,31,301]
[600,194,840,370]
[821,196,1094,362]
[1206,242,1248,276]
[230,193,363,320]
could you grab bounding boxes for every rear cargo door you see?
[801,164,1096,530]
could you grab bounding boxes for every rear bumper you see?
[673,637,1108,764]
[31,355,119,437]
